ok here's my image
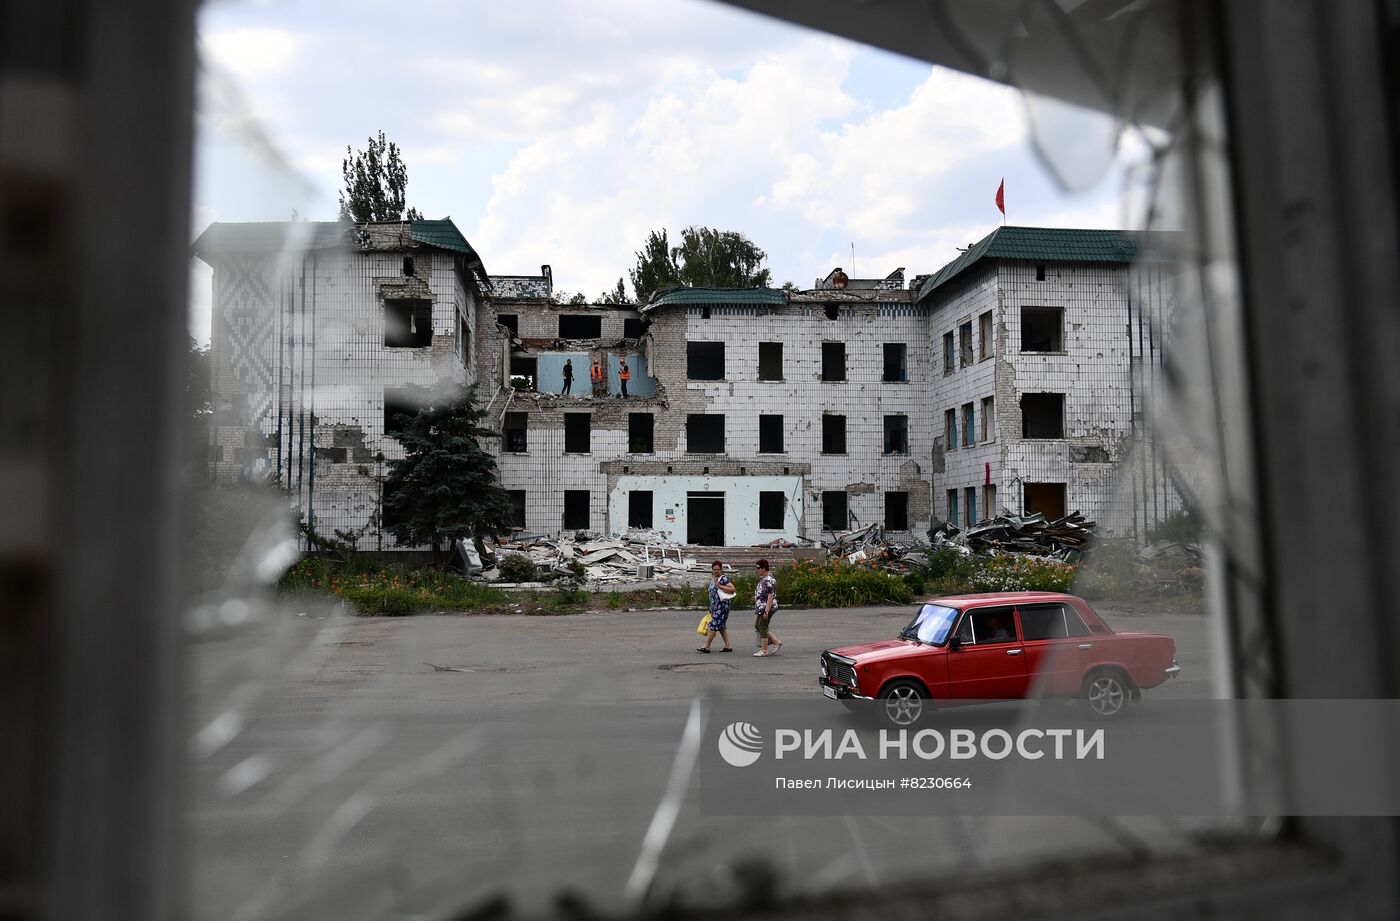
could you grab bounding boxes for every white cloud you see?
[201,27,301,79]
[469,37,859,293]
[771,68,1025,241]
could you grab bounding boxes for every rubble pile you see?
[488,530,706,584]
[825,524,928,573]
[933,512,1095,559]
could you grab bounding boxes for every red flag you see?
[995,179,1005,216]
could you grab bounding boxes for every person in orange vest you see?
[618,358,631,398]
[589,359,604,396]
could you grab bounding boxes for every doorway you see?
[687,492,724,545]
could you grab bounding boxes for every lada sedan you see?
[819,592,1179,724]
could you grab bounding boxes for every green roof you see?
[644,287,788,311]
[916,226,1140,301]
[191,221,348,257]
[409,218,478,258]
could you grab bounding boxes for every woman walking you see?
[697,560,735,653]
[753,559,782,656]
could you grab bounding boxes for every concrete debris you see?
[825,523,928,572]
[933,511,1095,560]
[488,529,708,585]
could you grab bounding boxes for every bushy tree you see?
[381,383,513,565]
[628,226,771,302]
[339,131,423,223]
[597,277,632,304]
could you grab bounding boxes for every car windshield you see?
[901,604,960,645]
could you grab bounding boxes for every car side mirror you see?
[949,637,963,651]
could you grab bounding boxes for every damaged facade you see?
[197,220,1178,550]
[192,218,488,550]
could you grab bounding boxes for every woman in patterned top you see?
[752,559,782,657]
[697,560,735,653]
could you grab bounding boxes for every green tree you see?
[628,226,771,302]
[339,130,424,223]
[628,229,681,303]
[381,383,513,566]
[597,277,632,304]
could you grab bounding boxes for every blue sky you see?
[191,0,1143,338]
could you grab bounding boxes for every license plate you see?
[822,685,838,700]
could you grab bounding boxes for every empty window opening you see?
[1021,306,1064,352]
[946,489,959,526]
[458,313,471,364]
[628,413,653,453]
[563,490,590,530]
[687,414,725,453]
[883,415,908,454]
[979,311,993,359]
[559,314,602,338]
[628,490,653,529]
[1024,482,1067,520]
[564,413,591,453]
[758,342,783,380]
[498,313,518,334]
[509,490,527,529]
[758,414,784,453]
[965,487,978,525]
[981,396,995,442]
[821,342,846,381]
[384,298,433,347]
[687,492,724,545]
[509,354,536,390]
[883,343,907,382]
[885,491,909,531]
[504,412,528,452]
[623,317,643,339]
[759,491,785,530]
[383,387,419,436]
[687,341,725,380]
[959,320,974,367]
[1021,393,1065,439]
[943,331,955,374]
[944,409,956,451]
[822,491,848,531]
[962,403,975,447]
[1035,264,1046,281]
[701,305,711,320]
[824,304,839,320]
[402,256,415,276]
[822,414,847,454]
[983,483,998,520]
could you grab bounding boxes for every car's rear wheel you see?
[1081,669,1131,719]
[879,680,928,727]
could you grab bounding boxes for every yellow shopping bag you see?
[697,612,712,635]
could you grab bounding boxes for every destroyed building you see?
[192,218,489,550]
[196,220,1179,551]
[920,227,1180,539]
[482,281,931,546]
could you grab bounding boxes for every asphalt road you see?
[189,602,1218,921]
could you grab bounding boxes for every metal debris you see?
[933,511,1096,560]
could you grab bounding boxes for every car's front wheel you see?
[879,680,929,727]
[1081,669,1131,719]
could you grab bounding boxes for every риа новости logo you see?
[717,722,764,767]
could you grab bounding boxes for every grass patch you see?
[280,557,508,614]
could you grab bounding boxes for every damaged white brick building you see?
[195,220,1180,551]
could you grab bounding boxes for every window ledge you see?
[1022,350,1070,356]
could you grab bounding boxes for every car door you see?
[1017,602,1082,696]
[945,605,1029,700]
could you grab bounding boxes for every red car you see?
[819,592,1179,724]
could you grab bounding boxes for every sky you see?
[190,0,1147,342]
